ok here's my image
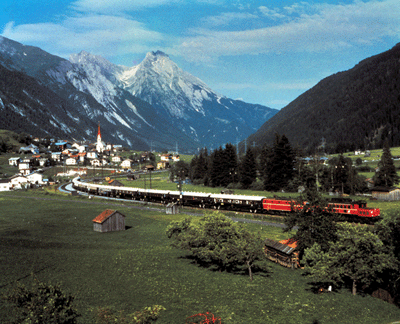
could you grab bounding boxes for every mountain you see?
[247,43,400,153]
[72,50,278,149]
[0,36,278,152]
[0,63,95,139]
[0,37,195,151]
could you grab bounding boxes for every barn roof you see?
[265,238,296,255]
[92,209,125,224]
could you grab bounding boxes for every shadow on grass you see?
[178,255,271,278]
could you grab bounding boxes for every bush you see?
[249,181,264,191]
[226,182,242,190]
[5,278,79,324]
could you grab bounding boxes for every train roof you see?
[210,193,264,201]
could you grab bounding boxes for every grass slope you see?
[1,190,400,323]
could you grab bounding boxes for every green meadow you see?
[1,190,400,323]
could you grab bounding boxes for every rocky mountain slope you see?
[0,36,277,152]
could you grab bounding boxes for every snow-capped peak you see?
[118,50,221,117]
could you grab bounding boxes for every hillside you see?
[248,43,400,153]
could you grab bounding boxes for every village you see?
[0,125,179,191]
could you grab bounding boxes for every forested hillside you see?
[248,43,400,154]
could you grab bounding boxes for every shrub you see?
[5,279,79,324]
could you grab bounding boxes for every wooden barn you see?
[371,186,400,201]
[92,209,126,232]
[264,238,300,269]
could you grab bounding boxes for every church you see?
[96,123,105,153]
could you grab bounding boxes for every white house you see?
[19,159,32,175]
[10,175,29,189]
[72,143,87,153]
[66,157,78,166]
[8,157,20,166]
[0,179,11,191]
[27,172,44,185]
[90,158,99,166]
[87,151,98,159]
[112,156,122,163]
[161,154,172,161]
[121,159,132,169]
[52,152,62,161]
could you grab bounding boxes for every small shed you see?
[92,209,126,232]
[371,186,400,201]
[166,203,179,215]
[264,238,299,269]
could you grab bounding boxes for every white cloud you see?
[258,6,286,19]
[2,15,166,60]
[202,12,259,27]
[71,0,182,13]
[180,0,400,62]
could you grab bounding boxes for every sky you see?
[1,0,400,109]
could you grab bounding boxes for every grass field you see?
[1,190,400,323]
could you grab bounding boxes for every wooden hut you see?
[92,209,126,232]
[166,203,179,214]
[264,238,300,269]
[371,187,400,201]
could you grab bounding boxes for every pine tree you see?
[333,154,350,194]
[263,134,294,191]
[209,147,224,187]
[190,148,209,183]
[374,141,399,187]
[240,148,257,189]
[224,143,238,185]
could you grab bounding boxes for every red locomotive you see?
[262,196,380,222]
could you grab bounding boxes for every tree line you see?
[185,133,398,195]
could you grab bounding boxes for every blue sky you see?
[1,0,400,109]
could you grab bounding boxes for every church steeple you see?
[96,122,104,153]
[97,122,101,142]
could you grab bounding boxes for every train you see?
[72,177,381,222]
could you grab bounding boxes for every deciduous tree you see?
[166,211,267,280]
[304,222,397,295]
[284,188,338,257]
